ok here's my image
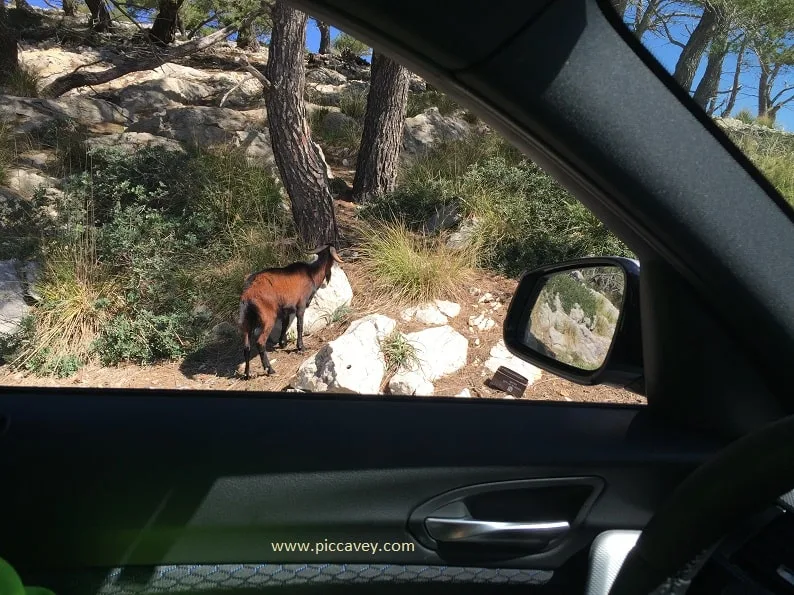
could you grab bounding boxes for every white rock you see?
[400,303,448,325]
[434,299,461,318]
[345,313,397,341]
[294,315,397,394]
[483,340,544,386]
[456,388,472,398]
[4,168,58,199]
[468,313,496,332]
[388,370,434,396]
[0,260,28,337]
[269,263,353,342]
[390,326,468,389]
[478,292,494,303]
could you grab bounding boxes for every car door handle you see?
[424,517,570,546]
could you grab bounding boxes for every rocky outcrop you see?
[402,107,471,155]
[294,314,396,394]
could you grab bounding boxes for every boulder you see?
[293,314,397,394]
[434,300,461,318]
[483,340,543,386]
[0,260,28,338]
[424,201,462,233]
[388,369,434,396]
[0,96,130,135]
[321,110,359,135]
[85,132,185,155]
[3,168,58,199]
[402,107,471,155]
[389,326,468,392]
[268,263,353,342]
[400,302,448,325]
[306,66,348,85]
[116,77,214,117]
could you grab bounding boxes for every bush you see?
[357,219,474,303]
[339,88,368,122]
[34,118,89,175]
[724,127,794,208]
[406,89,460,117]
[332,32,371,58]
[1,144,296,375]
[5,66,39,97]
[381,330,418,374]
[308,107,363,151]
[0,119,14,185]
[362,133,631,277]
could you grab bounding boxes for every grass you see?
[381,330,419,374]
[0,142,299,376]
[5,66,40,97]
[308,107,363,151]
[0,119,14,185]
[724,127,794,208]
[339,88,368,121]
[356,219,474,304]
[361,133,632,276]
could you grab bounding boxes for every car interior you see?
[2,0,794,593]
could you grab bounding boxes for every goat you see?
[238,244,344,379]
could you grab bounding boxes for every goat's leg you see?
[296,306,306,353]
[256,328,276,375]
[243,330,252,380]
[278,312,290,349]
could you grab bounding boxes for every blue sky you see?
[628,5,794,131]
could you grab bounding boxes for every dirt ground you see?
[0,199,645,406]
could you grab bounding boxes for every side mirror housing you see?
[503,257,643,393]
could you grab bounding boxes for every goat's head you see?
[310,244,344,285]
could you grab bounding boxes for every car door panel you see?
[0,390,722,583]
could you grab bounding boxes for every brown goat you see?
[238,244,344,379]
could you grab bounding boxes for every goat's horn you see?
[330,246,344,263]
[310,244,329,254]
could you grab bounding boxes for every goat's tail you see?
[239,299,254,332]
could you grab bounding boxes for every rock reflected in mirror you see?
[524,266,625,371]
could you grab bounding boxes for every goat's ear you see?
[330,246,344,263]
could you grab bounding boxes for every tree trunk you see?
[0,0,19,85]
[149,0,184,46]
[61,0,77,16]
[85,0,112,31]
[721,36,747,117]
[758,66,770,118]
[352,51,410,202]
[317,19,330,53]
[692,29,728,110]
[266,0,338,247]
[236,19,260,50]
[673,2,720,92]
[611,0,630,19]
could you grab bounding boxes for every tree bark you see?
[236,19,260,50]
[149,0,184,46]
[758,65,770,118]
[721,35,747,117]
[85,0,112,31]
[266,0,338,247]
[673,2,720,92]
[611,0,630,19]
[61,0,77,16]
[41,18,245,96]
[352,51,410,202]
[317,19,330,53]
[692,28,728,110]
[0,0,19,85]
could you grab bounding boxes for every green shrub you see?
[339,88,368,121]
[357,219,474,303]
[308,107,363,151]
[363,133,631,277]
[381,330,419,374]
[540,273,599,319]
[2,144,296,375]
[0,119,14,185]
[406,89,460,117]
[35,118,89,175]
[5,65,40,97]
[332,32,371,58]
[724,127,794,208]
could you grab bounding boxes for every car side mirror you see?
[503,257,644,393]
